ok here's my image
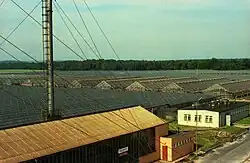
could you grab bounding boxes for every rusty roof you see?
[0,106,165,163]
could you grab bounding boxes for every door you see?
[162,146,168,161]
[226,114,231,126]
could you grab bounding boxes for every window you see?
[195,115,202,122]
[184,114,191,121]
[209,116,213,123]
[205,116,213,123]
[205,116,208,123]
[184,114,188,121]
[198,115,202,122]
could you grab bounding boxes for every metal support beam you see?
[42,0,56,119]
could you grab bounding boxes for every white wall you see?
[178,110,220,128]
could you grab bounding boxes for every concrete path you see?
[196,134,250,163]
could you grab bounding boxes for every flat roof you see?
[163,131,195,139]
[180,101,249,112]
[0,106,166,163]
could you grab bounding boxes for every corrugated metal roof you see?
[0,106,165,163]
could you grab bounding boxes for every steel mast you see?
[42,0,56,119]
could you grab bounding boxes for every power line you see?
[9,0,85,60]
[54,1,96,58]
[58,0,126,81]
[7,0,139,104]
[9,0,127,88]
[0,34,40,62]
[53,2,88,60]
[0,37,144,135]
[1,40,153,158]
[72,0,102,59]
[82,0,119,59]
[53,1,104,78]
[0,0,6,7]
[2,0,196,159]
[83,0,130,75]
[53,1,137,96]
[0,0,41,47]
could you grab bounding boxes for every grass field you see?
[169,121,246,151]
[235,117,250,125]
[0,69,42,73]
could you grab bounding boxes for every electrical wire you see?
[56,0,125,81]
[0,0,6,7]
[0,42,166,160]
[0,37,152,152]
[9,0,85,60]
[1,83,192,162]
[7,0,140,101]
[2,0,197,159]
[0,0,41,47]
[0,0,46,114]
[53,2,88,61]
[53,1,149,144]
[72,0,102,59]
[53,1,96,58]
[83,0,130,76]
[53,1,141,124]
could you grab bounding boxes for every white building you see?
[178,100,249,128]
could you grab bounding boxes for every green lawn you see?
[221,126,246,134]
[236,117,250,125]
[0,69,42,73]
[169,121,213,131]
[198,133,219,151]
[169,121,246,152]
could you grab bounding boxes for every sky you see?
[0,0,250,61]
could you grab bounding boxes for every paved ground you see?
[197,133,250,163]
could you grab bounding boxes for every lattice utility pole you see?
[42,0,57,120]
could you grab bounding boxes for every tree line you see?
[0,58,250,71]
